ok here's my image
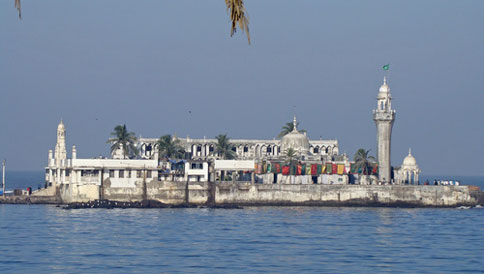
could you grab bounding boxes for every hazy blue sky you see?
[1,0,483,175]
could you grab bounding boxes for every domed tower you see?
[54,119,67,161]
[281,116,310,156]
[373,77,396,183]
[398,148,421,184]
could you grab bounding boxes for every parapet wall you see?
[57,181,483,207]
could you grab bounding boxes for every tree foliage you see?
[278,121,306,138]
[353,148,376,175]
[107,124,138,159]
[225,0,250,44]
[157,134,185,159]
[284,148,298,162]
[215,134,235,159]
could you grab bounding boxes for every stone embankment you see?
[0,195,60,204]
[2,183,483,208]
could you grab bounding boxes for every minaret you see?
[373,77,396,183]
[54,120,67,161]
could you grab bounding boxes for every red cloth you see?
[275,163,281,173]
[311,164,318,175]
[282,166,290,175]
[297,165,302,175]
[332,163,337,174]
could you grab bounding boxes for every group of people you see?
[429,180,461,186]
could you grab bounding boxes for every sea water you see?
[0,172,483,273]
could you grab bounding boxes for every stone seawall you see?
[215,183,482,207]
[53,181,484,207]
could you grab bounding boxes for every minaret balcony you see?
[373,110,396,121]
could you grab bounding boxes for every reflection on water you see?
[0,205,483,273]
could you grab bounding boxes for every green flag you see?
[382,64,389,70]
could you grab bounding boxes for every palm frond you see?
[225,0,250,44]
[15,0,21,19]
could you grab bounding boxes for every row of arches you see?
[139,141,338,159]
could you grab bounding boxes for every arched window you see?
[267,146,272,153]
[314,147,319,153]
[380,101,384,110]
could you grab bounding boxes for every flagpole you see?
[387,62,390,83]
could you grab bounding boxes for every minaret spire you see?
[55,120,67,161]
[373,77,396,183]
[293,115,298,132]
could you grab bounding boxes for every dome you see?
[402,148,417,167]
[378,77,390,98]
[280,116,310,155]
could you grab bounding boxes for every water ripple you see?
[0,205,483,273]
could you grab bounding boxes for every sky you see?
[1,0,483,175]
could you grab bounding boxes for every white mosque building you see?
[136,116,340,162]
[44,77,422,191]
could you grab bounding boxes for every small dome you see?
[281,116,310,154]
[402,148,417,167]
[378,77,390,98]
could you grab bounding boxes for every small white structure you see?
[395,148,421,185]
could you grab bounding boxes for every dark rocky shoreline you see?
[62,199,243,210]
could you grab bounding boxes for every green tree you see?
[215,134,235,159]
[278,121,306,137]
[353,148,376,175]
[284,148,298,162]
[107,124,138,159]
[157,134,185,159]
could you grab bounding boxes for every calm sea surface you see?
[1,172,483,273]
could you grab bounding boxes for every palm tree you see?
[107,124,138,159]
[353,148,376,175]
[157,134,185,159]
[215,134,235,159]
[278,121,306,137]
[284,148,298,162]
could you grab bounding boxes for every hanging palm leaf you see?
[15,0,21,19]
[225,0,250,44]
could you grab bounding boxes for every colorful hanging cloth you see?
[337,164,344,175]
[332,163,337,174]
[275,163,281,174]
[282,165,290,175]
[372,164,378,175]
[311,164,318,175]
[306,165,312,176]
[326,163,332,174]
[297,165,302,175]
